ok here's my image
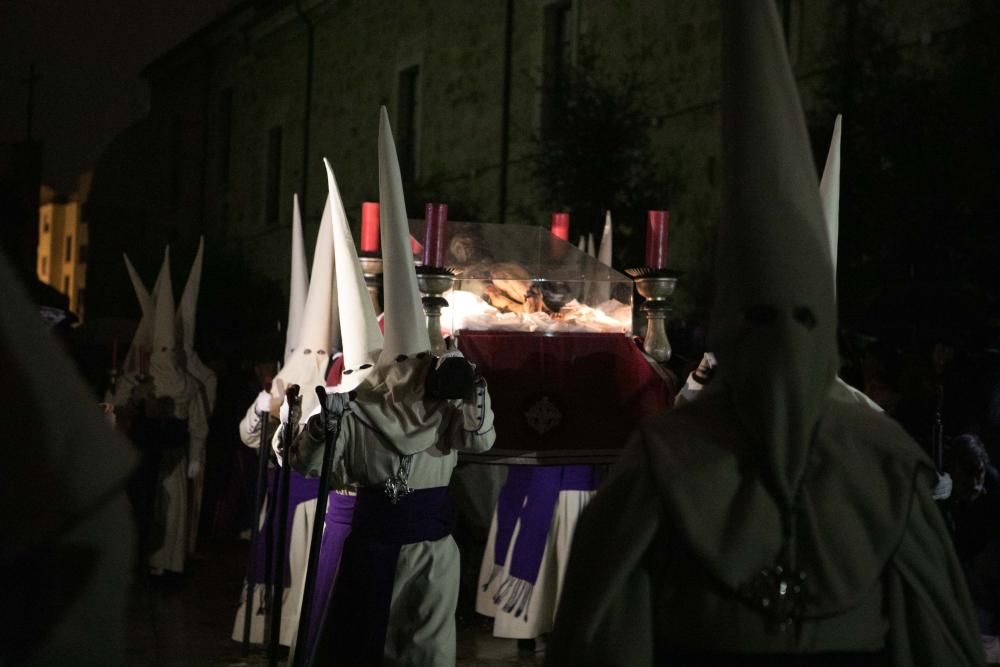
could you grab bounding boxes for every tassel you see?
[492,576,535,620]
[481,564,502,592]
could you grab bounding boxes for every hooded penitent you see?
[347,108,445,457]
[324,158,382,392]
[547,4,981,663]
[272,195,336,423]
[177,237,217,413]
[709,0,838,510]
[286,194,310,365]
[149,247,190,399]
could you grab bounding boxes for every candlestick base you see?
[416,266,457,355]
[628,268,681,363]
[359,255,384,316]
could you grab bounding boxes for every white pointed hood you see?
[177,236,217,413]
[152,247,176,354]
[149,247,190,398]
[819,114,842,282]
[285,194,310,364]
[272,196,335,422]
[586,233,596,258]
[324,158,382,392]
[122,253,155,374]
[711,0,837,505]
[377,107,430,366]
[598,211,613,266]
[577,236,587,252]
[177,237,204,352]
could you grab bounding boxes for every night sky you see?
[0,0,239,193]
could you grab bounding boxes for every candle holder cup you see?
[415,265,457,355]
[626,267,682,363]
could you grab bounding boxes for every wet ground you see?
[126,539,544,666]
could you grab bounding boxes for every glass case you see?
[407,220,633,335]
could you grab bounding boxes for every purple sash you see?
[300,491,356,658]
[308,486,452,666]
[484,465,599,619]
[249,470,319,585]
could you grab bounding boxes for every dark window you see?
[63,276,70,294]
[397,65,420,182]
[218,88,233,186]
[78,244,88,264]
[266,125,283,225]
[77,287,86,311]
[41,256,47,274]
[65,235,73,262]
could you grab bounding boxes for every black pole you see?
[497,0,514,223]
[291,386,340,666]
[243,409,272,654]
[269,386,300,665]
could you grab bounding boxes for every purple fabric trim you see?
[491,466,600,584]
[302,492,356,657]
[309,486,452,666]
[249,470,319,585]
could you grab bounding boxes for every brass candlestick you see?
[358,255,384,315]
[626,268,681,363]
[415,266,456,355]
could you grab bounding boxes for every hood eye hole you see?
[359,363,373,369]
[793,307,817,330]
[343,369,353,375]
[303,349,312,354]
[395,354,408,362]
[744,305,778,325]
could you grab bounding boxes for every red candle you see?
[550,212,570,241]
[422,203,448,267]
[360,202,380,254]
[645,210,670,269]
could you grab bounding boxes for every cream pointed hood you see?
[598,211,613,266]
[324,158,382,392]
[711,0,838,506]
[177,236,217,413]
[122,253,156,374]
[820,114,842,282]
[151,247,176,355]
[377,107,430,366]
[286,194,310,364]
[272,195,336,421]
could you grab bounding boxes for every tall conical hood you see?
[586,233,596,258]
[819,114,842,281]
[713,1,837,505]
[152,247,176,353]
[598,211,613,266]
[324,158,383,391]
[177,236,204,351]
[377,107,431,364]
[285,194,309,363]
[272,195,335,422]
[123,253,155,373]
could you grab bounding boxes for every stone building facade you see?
[85,0,972,327]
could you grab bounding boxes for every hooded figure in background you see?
[176,236,216,553]
[292,108,496,667]
[0,248,137,666]
[546,3,981,665]
[120,247,208,575]
[232,193,338,647]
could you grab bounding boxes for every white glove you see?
[255,390,272,415]
[187,459,202,479]
[279,397,290,425]
[272,433,284,467]
[932,472,953,500]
